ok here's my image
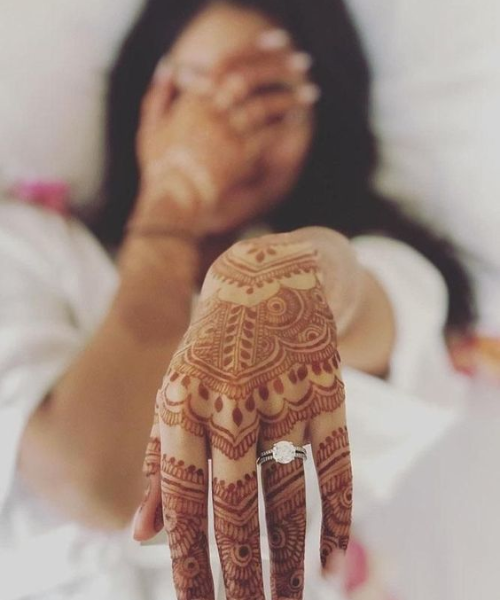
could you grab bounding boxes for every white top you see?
[0,199,467,600]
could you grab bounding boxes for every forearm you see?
[296,227,396,377]
[19,235,198,529]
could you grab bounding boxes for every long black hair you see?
[97,0,476,331]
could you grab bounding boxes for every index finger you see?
[159,376,215,600]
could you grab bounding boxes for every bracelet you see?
[125,222,200,245]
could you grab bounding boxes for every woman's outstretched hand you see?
[134,232,353,600]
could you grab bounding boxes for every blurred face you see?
[166,2,315,231]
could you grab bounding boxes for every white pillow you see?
[346,0,500,330]
[0,0,143,207]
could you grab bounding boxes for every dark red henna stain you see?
[161,455,214,600]
[315,427,352,565]
[159,243,345,460]
[212,473,265,600]
[262,461,306,600]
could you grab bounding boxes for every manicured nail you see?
[289,52,313,72]
[153,60,172,84]
[154,504,164,533]
[323,548,346,575]
[256,29,291,50]
[132,508,141,537]
[297,83,321,104]
[176,67,213,94]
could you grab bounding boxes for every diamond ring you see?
[257,441,307,466]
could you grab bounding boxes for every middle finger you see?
[213,51,313,110]
[212,446,265,600]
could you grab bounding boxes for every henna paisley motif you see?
[262,461,306,599]
[315,427,352,563]
[212,473,265,600]
[161,455,214,600]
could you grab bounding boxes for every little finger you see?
[309,374,352,571]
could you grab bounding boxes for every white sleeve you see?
[344,235,469,514]
[0,200,115,510]
[352,234,465,403]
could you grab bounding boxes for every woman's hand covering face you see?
[135,233,353,600]
[134,33,316,237]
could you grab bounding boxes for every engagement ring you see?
[257,441,307,466]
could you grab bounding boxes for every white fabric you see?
[0,199,461,599]
[346,0,500,333]
[342,3,500,597]
[0,0,144,207]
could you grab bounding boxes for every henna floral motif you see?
[212,473,265,600]
[315,426,353,564]
[262,461,306,599]
[161,455,214,600]
[159,240,345,460]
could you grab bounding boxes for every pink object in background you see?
[344,538,369,594]
[11,180,70,216]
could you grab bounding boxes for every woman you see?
[0,1,473,599]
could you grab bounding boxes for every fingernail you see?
[154,504,164,533]
[323,548,345,575]
[289,52,313,72]
[153,60,172,84]
[132,506,142,539]
[296,83,321,104]
[256,29,291,50]
[176,67,213,94]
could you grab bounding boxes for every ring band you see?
[257,441,307,466]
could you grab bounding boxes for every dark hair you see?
[96,0,476,331]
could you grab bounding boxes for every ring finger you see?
[260,421,308,600]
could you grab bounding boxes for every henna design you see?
[315,427,352,564]
[159,240,345,460]
[212,472,265,600]
[143,396,161,476]
[161,455,214,600]
[262,461,306,600]
[210,238,320,292]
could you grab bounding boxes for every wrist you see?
[135,167,203,229]
[119,233,199,295]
